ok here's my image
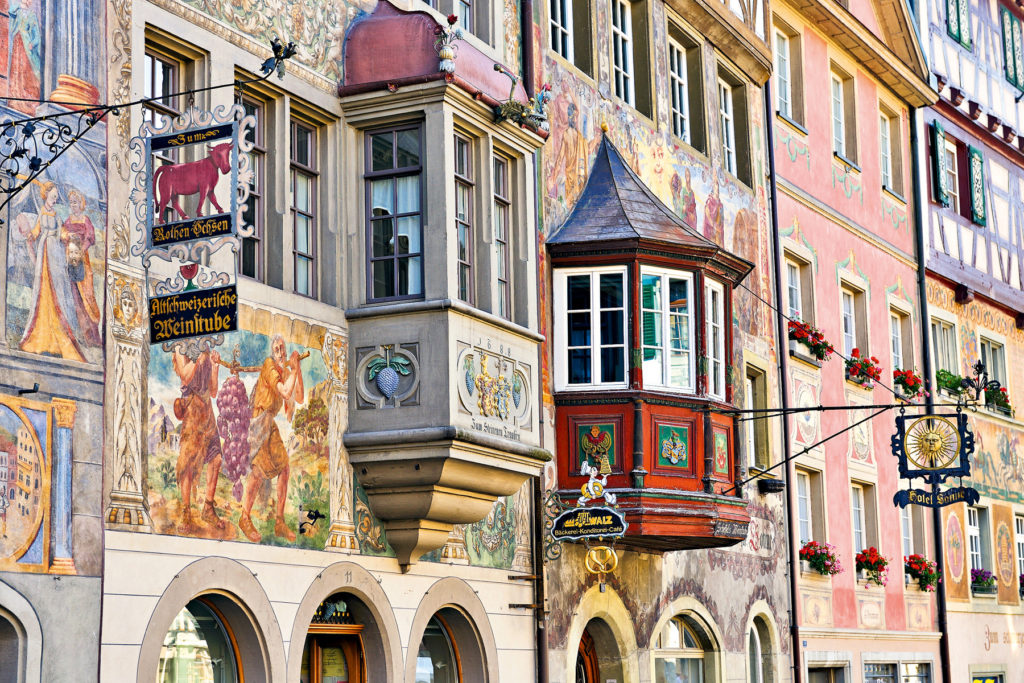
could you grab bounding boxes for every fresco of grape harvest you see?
[146,324,330,548]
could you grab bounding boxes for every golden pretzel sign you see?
[584,546,619,575]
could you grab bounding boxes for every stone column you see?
[44,0,102,105]
[104,272,153,531]
[49,398,77,575]
[324,331,357,551]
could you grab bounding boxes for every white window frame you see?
[967,506,982,572]
[851,483,866,551]
[831,73,846,158]
[553,266,629,391]
[640,266,695,393]
[775,30,792,119]
[749,627,765,683]
[943,137,960,214]
[979,336,1007,386]
[668,35,690,143]
[880,113,892,189]
[550,0,574,61]
[890,310,905,370]
[705,279,726,401]
[841,288,857,356]
[745,373,756,466]
[611,0,635,105]
[785,258,803,320]
[901,505,914,557]
[930,315,958,376]
[797,470,813,544]
[718,77,737,175]
[1015,514,1024,581]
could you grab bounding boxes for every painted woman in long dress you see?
[60,189,101,334]
[17,181,98,360]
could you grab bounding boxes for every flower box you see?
[799,541,843,577]
[893,369,926,400]
[845,349,882,389]
[789,339,823,368]
[855,546,889,587]
[904,554,939,592]
[970,568,996,594]
[984,386,1014,417]
[787,321,834,362]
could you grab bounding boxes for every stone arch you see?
[287,561,402,683]
[0,579,42,682]
[648,594,725,682]
[744,600,781,683]
[564,585,640,683]
[135,556,286,683]
[404,576,500,683]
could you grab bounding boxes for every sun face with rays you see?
[905,416,961,470]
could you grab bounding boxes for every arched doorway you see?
[300,594,367,683]
[411,606,487,683]
[0,611,21,683]
[575,618,623,683]
[157,598,239,683]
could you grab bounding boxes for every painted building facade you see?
[916,0,1024,679]
[0,0,107,680]
[537,1,795,682]
[98,0,556,680]
[770,0,941,680]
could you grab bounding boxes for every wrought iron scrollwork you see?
[0,108,111,223]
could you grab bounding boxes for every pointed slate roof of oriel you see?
[548,136,753,282]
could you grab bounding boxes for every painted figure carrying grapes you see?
[238,335,305,542]
[172,347,228,534]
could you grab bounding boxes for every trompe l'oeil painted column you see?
[50,398,77,575]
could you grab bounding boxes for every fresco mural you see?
[0,393,77,575]
[147,324,332,548]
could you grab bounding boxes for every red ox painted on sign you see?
[153,142,233,224]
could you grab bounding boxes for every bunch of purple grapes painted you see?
[217,373,252,500]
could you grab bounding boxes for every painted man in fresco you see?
[672,168,697,228]
[548,96,589,203]
[239,335,304,543]
[172,347,227,534]
[702,172,724,245]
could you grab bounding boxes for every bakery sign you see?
[130,105,256,346]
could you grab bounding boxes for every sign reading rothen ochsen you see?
[148,285,238,343]
[551,506,627,541]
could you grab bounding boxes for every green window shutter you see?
[931,121,950,207]
[1003,9,1016,84]
[1013,17,1024,87]
[958,0,971,47]
[948,0,961,42]
[969,146,986,225]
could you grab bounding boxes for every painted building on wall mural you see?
[771,0,939,679]
[0,0,107,680]
[99,1,550,682]
[917,0,1024,677]
[538,0,792,681]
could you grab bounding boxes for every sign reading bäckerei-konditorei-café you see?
[148,285,238,344]
[551,506,627,541]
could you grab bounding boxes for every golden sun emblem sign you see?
[904,416,961,470]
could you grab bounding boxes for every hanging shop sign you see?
[130,105,256,348]
[891,412,974,480]
[890,411,978,508]
[551,506,627,541]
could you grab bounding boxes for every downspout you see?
[763,81,802,683]
[911,105,951,683]
[521,0,535,97]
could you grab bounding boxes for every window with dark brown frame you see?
[455,135,473,304]
[366,125,424,301]
[493,154,511,319]
[291,120,317,298]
